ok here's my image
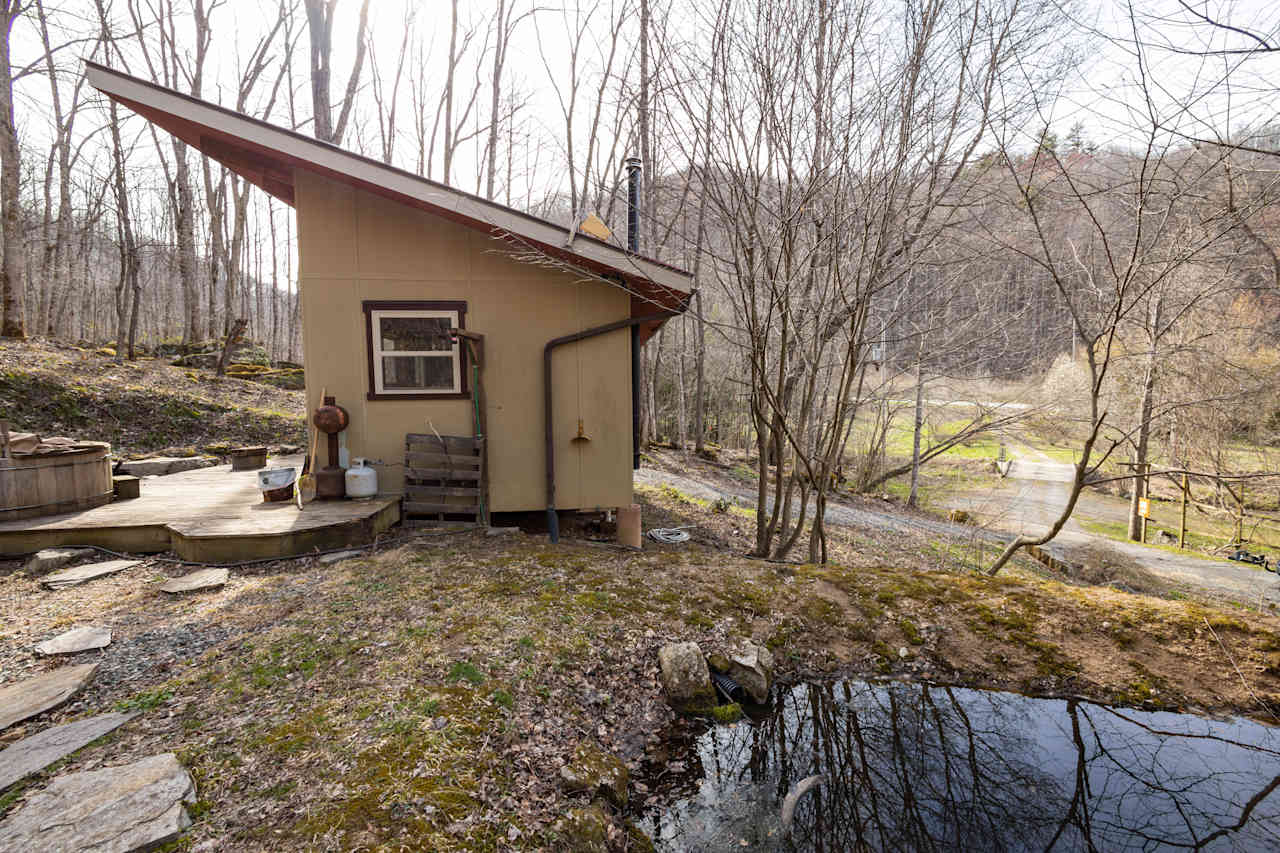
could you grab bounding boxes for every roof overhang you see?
[84,61,692,339]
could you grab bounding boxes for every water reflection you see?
[640,681,1280,851]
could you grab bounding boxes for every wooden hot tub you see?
[0,441,114,521]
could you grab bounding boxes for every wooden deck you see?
[0,456,400,562]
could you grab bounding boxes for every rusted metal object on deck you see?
[313,396,350,500]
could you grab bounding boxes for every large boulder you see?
[728,642,775,704]
[559,741,628,808]
[657,642,715,713]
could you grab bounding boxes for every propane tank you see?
[345,458,378,499]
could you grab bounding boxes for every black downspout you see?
[545,312,672,543]
[631,324,641,470]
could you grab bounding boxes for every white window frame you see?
[369,308,462,396]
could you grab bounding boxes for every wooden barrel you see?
[0,442,114,521]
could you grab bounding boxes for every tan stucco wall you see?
[293,170,634,513]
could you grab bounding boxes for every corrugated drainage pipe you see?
[544,312,674,543]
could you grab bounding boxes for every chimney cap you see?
[624,156,643,170]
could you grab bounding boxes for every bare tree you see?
[0,0,28,338]
[303,0,370,146]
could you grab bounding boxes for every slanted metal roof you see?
[85,61,692,329]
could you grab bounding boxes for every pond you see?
[638,680,1280,852]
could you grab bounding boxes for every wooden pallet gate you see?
[403,434,485,527]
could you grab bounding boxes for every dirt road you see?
[637,456,1280,606]
[954,457,1280,606]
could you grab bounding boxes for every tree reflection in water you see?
[639,680,1280,852]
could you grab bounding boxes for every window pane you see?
[379,315,452,352]
[382,355,454,390]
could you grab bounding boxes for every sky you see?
[10,0,1280,290]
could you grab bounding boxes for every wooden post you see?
[0,420,8,459]
[1235,490,1244,546]
[1140,463,1150,544]
[1179,473,1188,548]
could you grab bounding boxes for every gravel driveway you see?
[637,458,1280,606]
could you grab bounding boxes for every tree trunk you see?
[0,4,26,338]
[1126,298,1163,540]
[172,141,199,343]
[675,318,687,452]
[908,349,925,508]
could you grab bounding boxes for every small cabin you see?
[86,62,692,530]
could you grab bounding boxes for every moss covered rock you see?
[709,702,743,723]
[554,803,611,853]
[559,740,628,808]
[728,642,775,704]
[658,642,714,713]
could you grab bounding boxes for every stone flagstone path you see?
[22,547,94,575]
[0,712,136,790]
[34,626,112,656]
[41,558,140,590]
[0,550,233,851]
[0,752,195,851]
[158,568,229,594]
[0,664,98,732]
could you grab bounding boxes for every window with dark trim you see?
[363,300,468,399]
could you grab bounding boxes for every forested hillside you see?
[2,0,1280,564]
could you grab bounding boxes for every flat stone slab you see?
[120,455,218,477]
[158,568,229,594]
[318,549,361,565]
[0,664,98,732]
[42,559,140,590]
[34,626,112,656]
[23,547,94,575]
[0,712,136,790]
[0,752,194,851]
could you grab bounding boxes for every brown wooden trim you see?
[363,300,468,399]
[367,392,472,401]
